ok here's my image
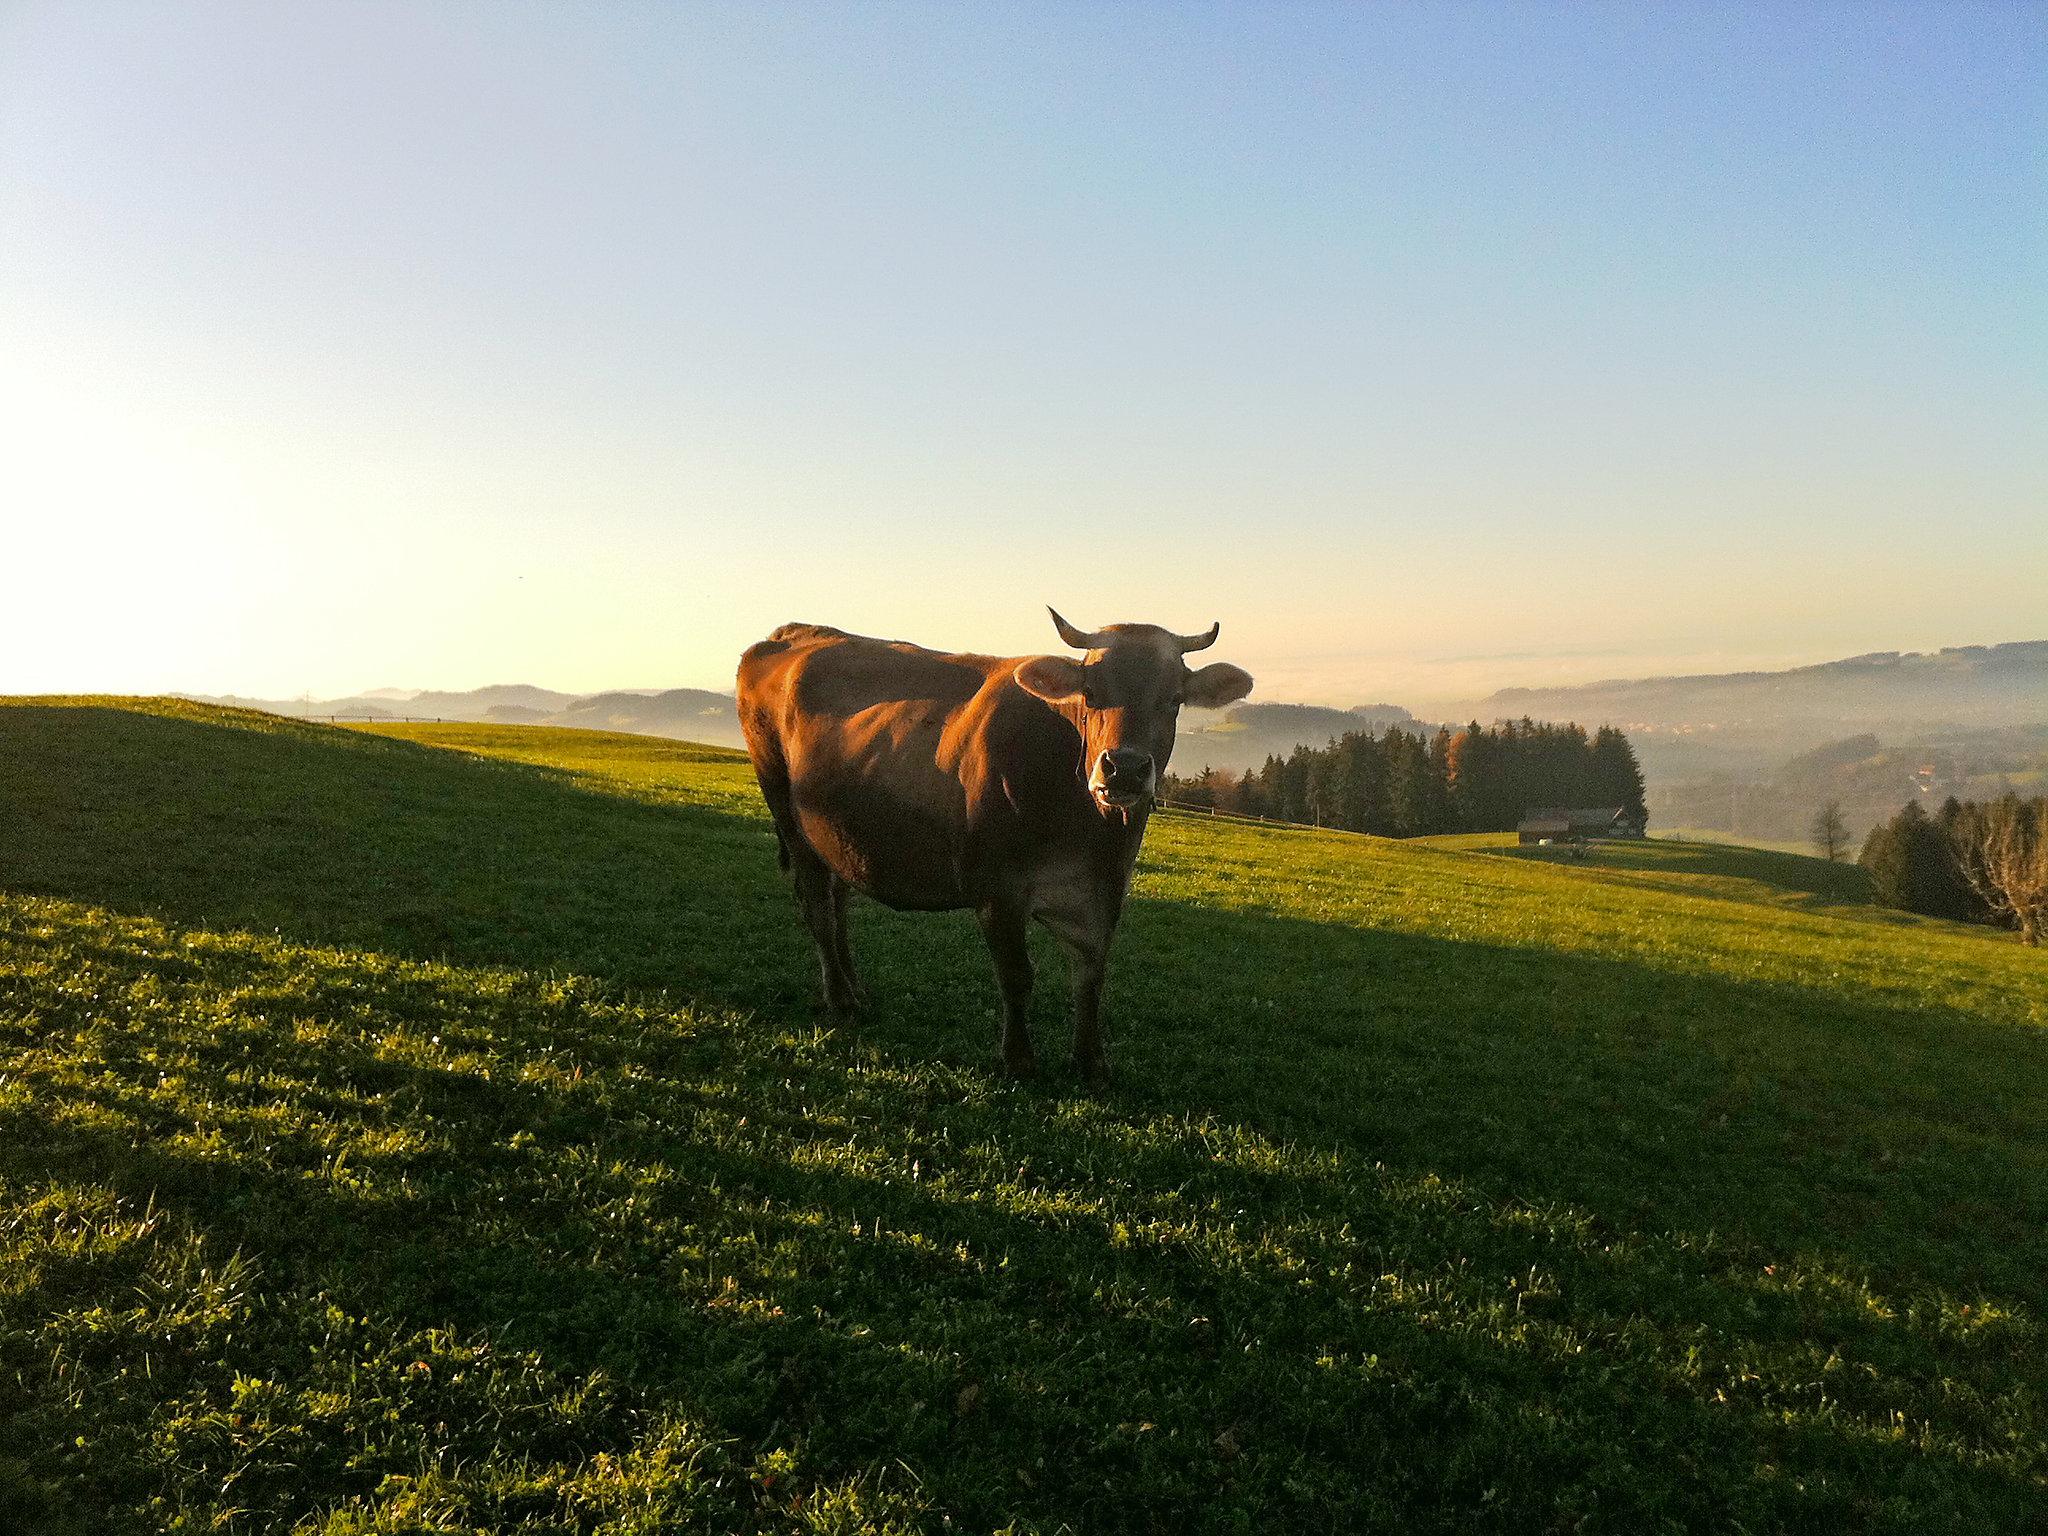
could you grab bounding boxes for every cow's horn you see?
[1048,607,1109,651]
[1176,622,1221,653]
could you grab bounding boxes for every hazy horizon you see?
[159,631,2045,722]
[5,3,2042,708]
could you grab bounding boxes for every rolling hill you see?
[2,699,2043,1533]
[176,684,747,749]
[1475,641,2048,733]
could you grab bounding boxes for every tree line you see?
[1859,794,2048,945]
[1162,720,1647,839]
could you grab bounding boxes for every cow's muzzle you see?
[1090,748,1156,811]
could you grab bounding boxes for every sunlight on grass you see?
[2,700,2044,1533]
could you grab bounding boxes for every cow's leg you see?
[1033,899,1118,1088]
[749,750,860,1014]
[829,876,863,1004]
[975,902,1037,1077]
[1061,932,1113,1089]
[791,850,859,1016]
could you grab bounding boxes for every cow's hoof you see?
[1001,1052,1039,1080]
[1072,1056,1113,1092]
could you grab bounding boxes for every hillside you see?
[175,639,2048,807]
[177,683,748,749]
[1476,641,2048,732]
[178,686,1416,773]
[1461,644,2048,845]
[2,699,2044,1533]
[550,686,746,743]
[1648,724,2048,848]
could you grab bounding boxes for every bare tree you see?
[1810,800,1849,862]
[1951,796,2048,946]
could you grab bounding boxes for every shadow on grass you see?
[3,911,2042,1534]
[0,700,810,1004]
[1472,836,1882,915]
[3,702,2045,1530]
[6,704,2043,1284]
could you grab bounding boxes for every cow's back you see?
[737,626,1060,909]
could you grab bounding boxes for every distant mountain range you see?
[1463,641,2048,802]
[184,685,748,749]
[182,686,1432,781]
[1473,641,2048,733]
[183,640,2048,831]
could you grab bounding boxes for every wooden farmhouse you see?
[1517,806,1645,844]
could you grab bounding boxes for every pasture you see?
[2,698,2044,1533]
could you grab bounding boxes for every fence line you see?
[1155,797,1378,837]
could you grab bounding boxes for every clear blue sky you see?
[2,1,2042,707]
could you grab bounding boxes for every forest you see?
[1162,719,1648,838]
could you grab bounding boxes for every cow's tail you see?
[736,630,814,881]
[737,703,797,877]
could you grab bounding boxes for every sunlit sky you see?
[3,2,2042,710]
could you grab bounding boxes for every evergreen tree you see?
[1497,720,1528,826]
[1306,746,1344,828]
[1445,726,1483,830]
[1258,755,1287,822]
[1281,745,1314,825]
[1385,729,1434,837]
[1590,726,1648,826]
[1862,801,1977,919]
[1425,727,1456,833]
[1334,731,1390,833]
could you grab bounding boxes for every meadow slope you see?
[1,698,2043,1534]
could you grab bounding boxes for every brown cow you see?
[736,609,1254,1083]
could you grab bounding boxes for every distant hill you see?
[1460,642,2048,846]
[1476,642,2048,732]
[1174,701,1428,777]
[551,688,743,745]
[407,684,584,717]
[1651,722,2048,847]
[169,639,2048,796]
[176,683,749,750]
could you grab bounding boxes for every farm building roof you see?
[1523,806,1632,830]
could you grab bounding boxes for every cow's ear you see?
[1183,662,1253,709]
[1014,655,1087,702]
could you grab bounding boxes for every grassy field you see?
[1654,828,1834,859]
[1414,832,1876,914]
[2,698,2044,1534]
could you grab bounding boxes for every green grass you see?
[1417,832,1877,915]
[2,697,2045,1534]
[1657,828,1827,858]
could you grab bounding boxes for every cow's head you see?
[1014,608,1254,816]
